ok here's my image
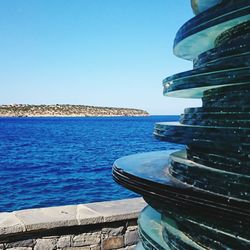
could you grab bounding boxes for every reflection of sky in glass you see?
[191,0,223,15]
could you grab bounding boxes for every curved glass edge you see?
[174,14,250,60]
[191,0,223,15]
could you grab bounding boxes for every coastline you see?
[0,104,149,118]
[0,114,149,118]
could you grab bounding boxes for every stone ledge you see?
[0,198,146,236]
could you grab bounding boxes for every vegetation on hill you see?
[0,104,148,117]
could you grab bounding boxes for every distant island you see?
[0,104,149,117]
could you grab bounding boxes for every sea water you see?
[0,116,182,212]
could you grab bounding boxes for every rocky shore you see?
[0,104,148,117]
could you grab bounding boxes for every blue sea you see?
[0,116,182,212]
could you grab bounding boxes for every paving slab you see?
[0,212,25,234]
[84,198,146,222]
[14,205,78,231]
[76,205,104,225]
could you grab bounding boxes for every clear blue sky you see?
[0,0,201,115]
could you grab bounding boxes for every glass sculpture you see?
[113,1,250,249]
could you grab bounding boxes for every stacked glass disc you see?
[113,1,250,249]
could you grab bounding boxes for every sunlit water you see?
[0,116,183,212]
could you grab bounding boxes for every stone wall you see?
[0,198,146,250]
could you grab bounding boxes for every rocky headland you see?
[0,104,148,117]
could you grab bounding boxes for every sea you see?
[0,115,183,212]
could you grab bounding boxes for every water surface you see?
[0,115,182,212]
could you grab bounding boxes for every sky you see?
[0,0,201,115]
